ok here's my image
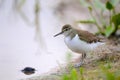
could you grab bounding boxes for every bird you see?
[54,24,105,67]
[21,67,36,75]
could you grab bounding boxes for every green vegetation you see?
[59,51,120,80]
[61,62,120,80]
[78,0,120,37]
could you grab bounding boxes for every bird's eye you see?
[65,28,68,31]
[64,28,69,31]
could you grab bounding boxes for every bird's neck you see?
[65,30,77,40]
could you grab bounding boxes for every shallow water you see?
[0,14,67,80]
[0,0,82,80]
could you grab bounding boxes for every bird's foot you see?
[74,62,83,68]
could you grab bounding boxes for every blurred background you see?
[0,0,120,80]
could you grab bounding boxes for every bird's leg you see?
[74,53,86,68]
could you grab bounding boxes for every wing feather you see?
[77,30,100,43]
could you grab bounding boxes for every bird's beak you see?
[54,31,63,37]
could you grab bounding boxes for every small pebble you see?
[21,67,36,75]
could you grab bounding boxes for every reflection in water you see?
[0,0,83,80]
[0,0,68,80]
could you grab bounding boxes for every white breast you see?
[64,34,104,53]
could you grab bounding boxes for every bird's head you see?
[54,24,73,37]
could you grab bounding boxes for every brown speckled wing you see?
[77,30,100,43]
